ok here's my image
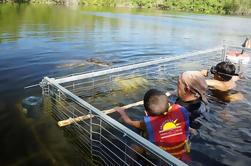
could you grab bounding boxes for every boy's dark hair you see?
[143,89,167,115]
[215,62,236,81]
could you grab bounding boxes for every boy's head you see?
[211,61,237,81]
[143,89,169,116]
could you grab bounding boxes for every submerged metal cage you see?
[40,46,249,166]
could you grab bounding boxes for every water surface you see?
[0,4,251,166]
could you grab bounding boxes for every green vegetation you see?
[1,0,251,15]
[129,0,251,15]
[80,0,116,7]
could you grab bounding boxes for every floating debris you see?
[57,60,87,68]
[86,58,112,67]
[57,58,112,69]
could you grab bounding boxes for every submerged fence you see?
[40,46,249,166]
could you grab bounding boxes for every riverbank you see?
[1,0,251,15]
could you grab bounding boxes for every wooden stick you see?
[57,100,143,127]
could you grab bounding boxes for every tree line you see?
[1,0,251,15]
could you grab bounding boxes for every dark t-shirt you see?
[168,95,209,129]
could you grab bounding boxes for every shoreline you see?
[1,0,251,16]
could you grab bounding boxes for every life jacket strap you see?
[170,149,187,156]
[159,139,190,153]
[185,140,191,153]
[163,104,172,115]
[159,141,185,151]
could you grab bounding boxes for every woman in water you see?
[167,71,209,131]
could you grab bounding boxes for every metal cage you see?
[40,45,250,166]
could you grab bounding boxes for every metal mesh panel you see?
[40,46,249,166]
[58,47,224,103]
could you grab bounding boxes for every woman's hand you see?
[189,127,198,136]
[200,70,208,77]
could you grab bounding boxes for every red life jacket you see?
[144,104,190,159]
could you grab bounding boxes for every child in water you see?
[115,89,190,161]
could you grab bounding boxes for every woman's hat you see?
[181,71,208,104]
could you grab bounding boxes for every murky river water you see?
[0,4,251,166]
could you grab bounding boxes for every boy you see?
[202,62,243,102]
[115,89,190,160]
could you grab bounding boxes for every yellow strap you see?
[168,103,172,111]
[164,104,172,115]
[160,139,190,153]
[185,140,191,153]
[170,149,187,156]
[159,141,185,151]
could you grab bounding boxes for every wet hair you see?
[143,89,168,115]
[213,62,236,81]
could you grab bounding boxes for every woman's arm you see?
[200,70,209,77]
